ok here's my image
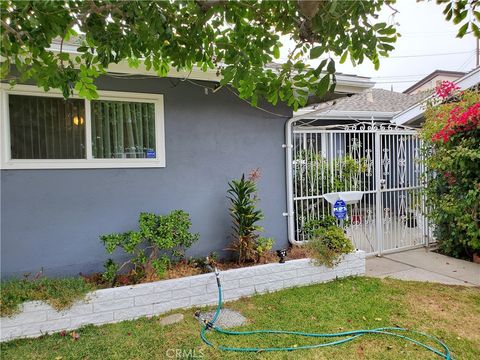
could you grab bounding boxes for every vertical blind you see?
[9,95,86,159]
[91,100,156,159]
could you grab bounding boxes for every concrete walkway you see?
[366,248,480,287]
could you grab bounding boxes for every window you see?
[1,85,165,169]
[9,95,86,160]
[91,100,156,159]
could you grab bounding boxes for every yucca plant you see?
[226,172,264,264]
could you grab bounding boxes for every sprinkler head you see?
[276,249,287,263]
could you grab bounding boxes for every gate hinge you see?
[282,144,293,149]
[282,212,292,217]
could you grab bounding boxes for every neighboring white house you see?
[403,70,466,95]
[393,66,480,126]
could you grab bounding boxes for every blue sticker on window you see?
[146,150,156,158]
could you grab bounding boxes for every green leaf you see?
[380,44,395,52]
[58,53,70,61]
[329,0,338,14]
[314,59,328,76]
[273,45,280,59]
[472,23,480,38]
[453,10,468,25]
[457,22,469,38]
[378,27,396,35]
[327,59,335,74]
[378,36,397,43]
[0,61,9,78]
[317,74,330,96]
[220,68,235,86]
[310,46,324,59]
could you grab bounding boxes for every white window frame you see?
[0,84,165,169]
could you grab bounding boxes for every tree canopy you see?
[1,0,478,110]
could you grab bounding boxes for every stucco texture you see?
[0,76,292,278]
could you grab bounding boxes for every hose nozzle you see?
[214,267,221,288]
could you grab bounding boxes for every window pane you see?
[9,95,86,159]
[91,100,156,159]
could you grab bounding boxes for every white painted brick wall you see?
[0,251,365,342]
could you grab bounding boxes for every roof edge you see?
[293,109,397,121]
[47,42,373,93]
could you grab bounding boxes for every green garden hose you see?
[199,269,453,359]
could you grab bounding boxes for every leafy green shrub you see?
[1,276,94,317]
[303,215,337,238]
[421,86,480,260]
[305,225,354,267]
[101,210,199,284]
[255,237,275,262]
[226,170,264,264]
[102,259,119,284]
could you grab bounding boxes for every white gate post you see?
[374,132,384,256]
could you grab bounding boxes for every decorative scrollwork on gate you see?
[382,148,390,176]
[290,119,426,254]
[398,136,407,186]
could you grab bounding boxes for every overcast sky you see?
[281,0,478,92]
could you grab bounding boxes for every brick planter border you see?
[1,251,365,342]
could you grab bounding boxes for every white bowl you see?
[338,191,364,204]
[323,191,364,205]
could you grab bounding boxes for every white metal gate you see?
[285,121,431,255]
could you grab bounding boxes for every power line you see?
[400,31,458,38]
[375,79,427,84]
[371,73,429,79]
[386,50,473,59]
[185,79,289,118]
[457,52,476,71]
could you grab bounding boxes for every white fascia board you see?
[334,75,375,90]
[391,104,424,126]
[455,66,480,89]
[47,44,374,92]
[294,110,395,121]
[393,66,480,126]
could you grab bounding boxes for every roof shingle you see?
[309,88,430,114]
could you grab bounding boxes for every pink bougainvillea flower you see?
[432,103,480,143]
[434,80,460,99]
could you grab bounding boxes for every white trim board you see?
[293,110,397,122]
[46,42,374,94]
[0,84,165,170]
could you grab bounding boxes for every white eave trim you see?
[293,110,396,121]
[47,43,374,92]
[393,66,480,126]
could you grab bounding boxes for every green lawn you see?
[2,277,479,359]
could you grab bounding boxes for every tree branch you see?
[0,19,32,45]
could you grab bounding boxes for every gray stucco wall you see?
[1,76,292,279]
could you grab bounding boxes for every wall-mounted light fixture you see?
[73,115,84,126]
